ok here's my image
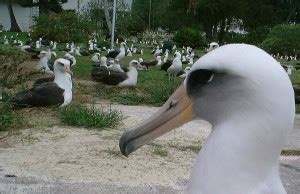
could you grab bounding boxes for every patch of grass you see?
[96,69,182,106]
[59,104,123,129]
[152,145,168,157]
[168,141,201,153]
[0,101,24,132]
[103,147,124,158]
[0,32,29,42]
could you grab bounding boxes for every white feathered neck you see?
[185,44,294,194]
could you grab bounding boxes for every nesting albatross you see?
[12,58,73,107]
[119,44,294,194]
[92,60,139,87]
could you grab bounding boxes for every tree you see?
[17,0,67,15]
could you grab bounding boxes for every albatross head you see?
[54,58,72,76]
[38,51,47,58]
[64,53,76,67]
[129,60,139,69]
[119,44,295,193]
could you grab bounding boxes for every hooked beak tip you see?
[119,130,136,157]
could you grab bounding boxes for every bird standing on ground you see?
[162,51,182,80]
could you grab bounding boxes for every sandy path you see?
[0,103,210,193]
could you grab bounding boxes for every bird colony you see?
[1,32,299,194]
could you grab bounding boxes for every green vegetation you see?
[152,145,168,157]
[0,101,24,131]
[168,141,201,153]
[59,104,123,129]
[103,147,124,158]
[0,45,36,88]
[32,12,94,43]
[97,69,182,106]
[174,28,206,48]
[261,25,300,55]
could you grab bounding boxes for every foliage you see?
[173,27,206,48]
[0,45,36,89]
[32,11,94,43]
[138,31,173,43]
[225,26,269,45]
[260,24,300,55]
[59,104,123,129]
[0,101,24,131]
[17,0,67,14]
[81,1,107,37]
[152,145,168,157]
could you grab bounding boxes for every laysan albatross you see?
[93,60,139,87]
[119,44,294,194]
[12,58,73,107]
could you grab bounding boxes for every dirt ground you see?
[0,103,211,192]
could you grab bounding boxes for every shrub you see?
[0,101,24,131]
[260,24,300,55]
[0,46,36,89]
[59,104,123,129]
[173,27,206,48]
[32,11,94,43]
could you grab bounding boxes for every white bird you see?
[4,39,9,45]
[100,56,108,67]
[106,42,126,61]
[36,40,41,49]
[154,46,162,57]
[120,44,295,194]
[206,42,219,52]
[74,47,82,56]
[179,66,191,78]
[44,47,57,60]
[127,49,133,57]
[35,51,53,74]
[93,60,139,87]
[163,50,169,63]
[91,53,101,63]
[64,53,76,67]
[167,52,182,80]
[108,59,124,73]
[12,58,73,107]
[52,42,57,50]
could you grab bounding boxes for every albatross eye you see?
[186,69,215,95]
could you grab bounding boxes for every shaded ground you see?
[0,103,299,193]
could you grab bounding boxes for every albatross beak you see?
[64,65,73,76]
[119,84,193,156]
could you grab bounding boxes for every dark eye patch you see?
[186,69,214,95]
[63,57,74,66]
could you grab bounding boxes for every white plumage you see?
[119,44,295,194]
[167,52,182,79]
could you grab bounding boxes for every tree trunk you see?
[8,2,21,32]
[218,19,226,45]
[103,0,112,35]
[187,0,197,15]
[285,1,299,23]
